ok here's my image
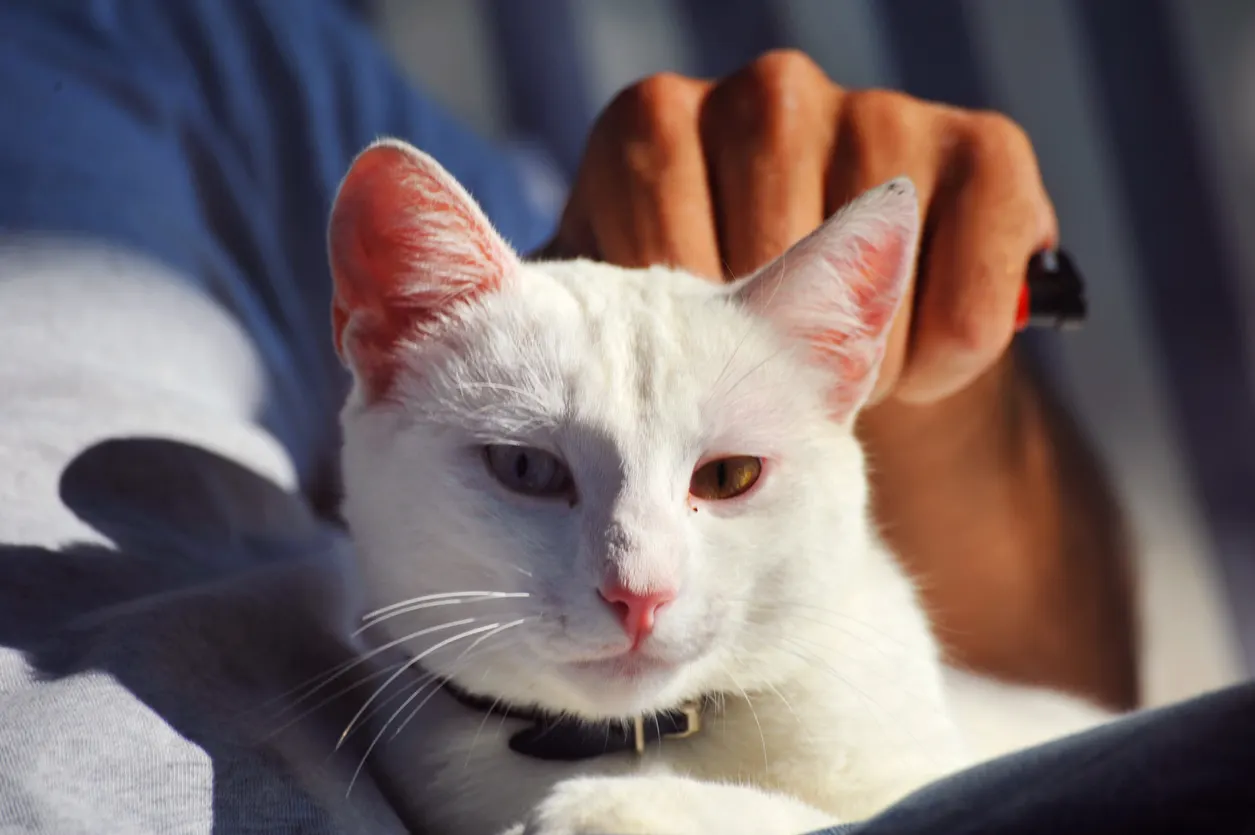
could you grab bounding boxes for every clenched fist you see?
[545,49,1057,406]
[546,50,1137,709]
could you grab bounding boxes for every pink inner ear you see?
[806,234,908,411]
[328,141,512,400]
[737,180,917,424]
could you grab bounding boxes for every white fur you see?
[333,141,1116,835]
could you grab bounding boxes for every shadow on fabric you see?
[0,437,411,834]
[4,438,1255,834]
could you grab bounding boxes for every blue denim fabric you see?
[0,0,555,486]
[809,682,1255,834]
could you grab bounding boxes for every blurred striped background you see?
[361,0,1255,706]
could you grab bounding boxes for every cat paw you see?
[517,774,836,835]
[518,776,696,835]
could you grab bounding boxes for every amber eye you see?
[483,445,573,498]
[689,456,763,501]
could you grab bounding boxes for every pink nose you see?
[597,583,676,645]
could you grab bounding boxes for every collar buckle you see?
[632,701,703,754]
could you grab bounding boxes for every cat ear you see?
[734,178,919,423]
[328,138,520,399]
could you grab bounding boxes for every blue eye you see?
[483,445,574,498]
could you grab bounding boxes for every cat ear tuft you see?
[328,138,519,400]
[735,177,920,423]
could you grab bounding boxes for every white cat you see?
[327,138,1114,835]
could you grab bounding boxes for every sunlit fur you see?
[333,140,1113,835]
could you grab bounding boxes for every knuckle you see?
[958,111,1035,171]
[953,110,1056,236]
[599,73,696,143]
[746,49,827,92]
[593,73,699,172]
[929,294,1011,360]
[712,50,830,150]
[840,89,922,154]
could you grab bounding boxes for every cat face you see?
[331,140,919,719]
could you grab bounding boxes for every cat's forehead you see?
[539,261,741,340]
[431,259,806,452]
[540,260,727,314]
[530,261,765,394]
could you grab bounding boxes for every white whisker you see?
[761,679,802,727]
[344,619,530,797]
[719,343,794,403]
[734,597,909,650]
[353,598,468,634]
[457,639,535,771]
[337,631,528,751]
[704,251,793,410]
[337,669,440,749]
[262,660,408,741]
[719,659,769,772]
[336,621,499,750]
[361,591,529,625]
[770,629,927,697]
[345,675,442,797]
[262,616,480,713]
[462,687,507,770]
[392,619,529,741]
[745,632,935,765]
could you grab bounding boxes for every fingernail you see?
[1015,284,1030,331]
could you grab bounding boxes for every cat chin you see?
[566,653,679,678]
[557,658,685,712]
[466,654,709,720]
[557,677,685,719]
[544,640,723,713]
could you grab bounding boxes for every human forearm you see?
[546,58,1133,705]
[860,348,1139,711]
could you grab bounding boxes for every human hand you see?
[544,53,1137,707]
[543,49,1057,406]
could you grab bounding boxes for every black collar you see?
[438,675,706,762]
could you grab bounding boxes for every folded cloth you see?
[0,1,550,832]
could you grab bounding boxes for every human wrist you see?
[858,351,1025,480]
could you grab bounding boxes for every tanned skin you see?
[544,50,1139,710]
[861,350,1137,709]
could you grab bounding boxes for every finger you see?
[562,73,724,280]
[825,91,948,404]
[538,191,598,262]
[895,113,1058,404]
[699,50,837,279]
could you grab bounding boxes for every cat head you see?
[330,139,920,719]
